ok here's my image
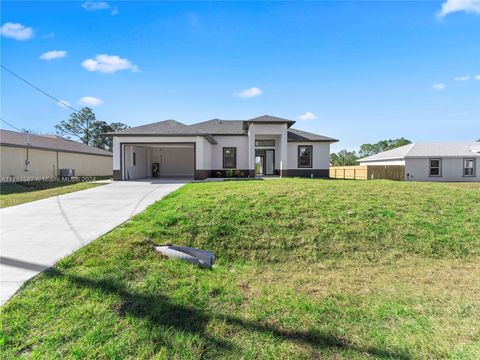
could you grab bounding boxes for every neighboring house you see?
[0,129,113,180]
[358,142,480,182]
[109,115,338,180]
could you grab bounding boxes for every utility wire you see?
[1,64,81,113]
[0,117,24,132]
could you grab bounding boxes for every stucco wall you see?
[405,157,480,182]
[287,142,330,170]
[1,145,112,180]
[209,136,249,169]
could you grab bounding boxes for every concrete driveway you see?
[0,179,188,304]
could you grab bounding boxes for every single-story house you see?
[358,141,480,182]
[0,129,113,181]
[109,115,338,180]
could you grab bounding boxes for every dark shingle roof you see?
[192,119,246,135]
[107,120,208,136]
[287,128,338,142]
[247,115,296,128]
[0,129,113,156]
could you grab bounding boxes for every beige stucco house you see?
[0,129,113,181]
[108,115,338,180]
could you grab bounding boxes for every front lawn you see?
[0,181,105,208]
[1,179,479,359]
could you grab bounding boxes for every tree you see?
[55,107,127,151]
[330,149,358,166]
[358,137,411,158]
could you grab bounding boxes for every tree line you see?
[330,138,412,166]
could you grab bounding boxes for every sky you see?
[1,0,480,152]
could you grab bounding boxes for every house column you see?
[248,125,256,177]
[280,133,288,177]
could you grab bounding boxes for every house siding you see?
[405,157,480,182]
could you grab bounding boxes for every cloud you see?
[78,96,104,107]
[39,50,67,61]
[235,87,262,98]
[298,112,317,121]
[454,75,470,81]
[475,74,480,80]
[437,0,480,17]
[81,54,139,74]
[57,100,71,109]
[81,2,119,15]
[0,22,34,40]
[432,83,446,91]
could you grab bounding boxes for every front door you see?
[255,149,275,176]
[255,156,264,175]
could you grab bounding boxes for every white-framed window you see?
[463,158,476,177]
[429,158,442,177]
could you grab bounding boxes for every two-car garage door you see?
[122,143,194,180]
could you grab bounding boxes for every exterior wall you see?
[0,145,112,180]
[209,135,249,170]
[405,157,480,182]
[124,145,149,180]
[287,142,330,170]
[151,147,194,177]
[248,123,288,173]
[359,159,406,166]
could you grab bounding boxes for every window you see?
[463,158,476,177]
[255,139,275,147]
[132,152,136,166]
[223,147,237,168]
[298,145,312,168]
[429,158,441,177]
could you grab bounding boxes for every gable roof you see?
[287,128,338,142]
[107,119,208,136]
[359,142,480,162]
[193,119,245,135]
[0,129,112,156]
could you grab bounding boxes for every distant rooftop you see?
[0,129,113,156]
[359,141,480,162]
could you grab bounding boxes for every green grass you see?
[0,182,104,208]
[1,179,479,359]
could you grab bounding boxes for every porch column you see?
[280,133,288,177]
[248,126,256,177]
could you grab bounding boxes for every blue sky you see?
[1,0,479,151]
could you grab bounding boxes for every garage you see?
[122,143,195,180]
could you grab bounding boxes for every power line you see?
[0,64,81,113]
[0,117,24,132]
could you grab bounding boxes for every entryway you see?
[255,149,275,176]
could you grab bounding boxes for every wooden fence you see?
[329,165,405,181]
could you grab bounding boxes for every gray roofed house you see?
[108,115,338,180]
[358,141,480,182]
[1,129,113,180]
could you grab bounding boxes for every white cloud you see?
[57,100,71,109]
[81,2,119,15]
[39,50,67,61]
[235,87,262,98]
[298,112,317,121]
[437,0,480,17]
[475,74,480,80]
[0,22,34,41]
[454,75,470,81]
[78,96,104,107]
[432,83,446,91]
[81,54,139,74]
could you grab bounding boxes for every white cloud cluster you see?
[235,87,262,98]
[475,74,480,80]
[454,75,470,81]
[39,50,67,61]
[437,0,480,17]
[298,112,317,121]
[78,96,104,107]
[0,22,34,41]
[81,54,139,74]
[81,2,118,16]
[432,83,446,91]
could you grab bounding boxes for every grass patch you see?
[1,179,479,359]
[0,181,104,208]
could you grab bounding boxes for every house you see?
[0,129,113,180]
[358,141,480,182]
[109,115,338,180]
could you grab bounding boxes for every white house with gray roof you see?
[359,142,480,182]
[108,115,338,180]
